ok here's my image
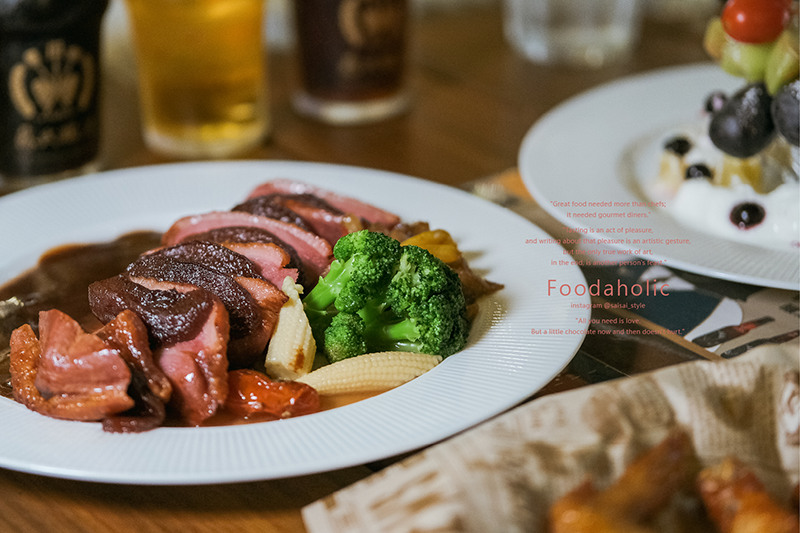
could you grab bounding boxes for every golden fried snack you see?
[697,457,799,533]
[549,479,657,533]
[549,429,696,533]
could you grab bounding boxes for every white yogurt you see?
[668,178,800,250]
[651,120,799,251]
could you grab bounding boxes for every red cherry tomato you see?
[225,369,320,419]
[721,0,792,43]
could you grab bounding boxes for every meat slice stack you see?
[8,179,406,431]
[88,275,230,427]
[9,309,170,432]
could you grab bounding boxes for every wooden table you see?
[0,4,725,532]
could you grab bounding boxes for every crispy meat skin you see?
[126,254,261,341]
[95,309,172,403]
[180,225,308,288]
[161,210,333,280]
[89,274,217,346]
[232,194,316,234]
[147,241,264,280]
[9,310,134,422]
[95,310,171,432]
[246,179,402,227]
[236,193,357,246]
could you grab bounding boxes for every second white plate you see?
[519,63,799,290]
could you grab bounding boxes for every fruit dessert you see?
[652,0,799,250]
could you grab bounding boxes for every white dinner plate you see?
[0,161,589,485]
[519,63,800,290]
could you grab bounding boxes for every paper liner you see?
[302,342,800,533]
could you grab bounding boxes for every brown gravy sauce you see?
[0,232,380,426]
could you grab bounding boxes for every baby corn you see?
[264,277,316,380]
[296,351,442,395]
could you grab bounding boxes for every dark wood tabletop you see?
[0,3,740,532]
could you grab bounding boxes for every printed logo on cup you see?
[8,39,95,151]
[338,0,404,49]
[335,0,405,83]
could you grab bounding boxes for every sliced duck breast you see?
[125,254,262,343]
[89,274,222,347]
[235,193,361,246]
[94,309,172,403]
[221,242,299,288]
[178,225,308,288]
[161,211,333,281]
[153,294,229,426]
[232,196,315,233]
[9,310,134,422]
[94,310,172,432]
[146,241,264,281]
[246,179,402,226]
[130,246,288,367]
[89,275,231,426]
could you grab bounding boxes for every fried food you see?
[548,429,696,533]
[697,457,799,533]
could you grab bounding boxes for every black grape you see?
[709,82,775,158]
[771,80,799,147]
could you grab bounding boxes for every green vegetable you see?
[303,229,402,343]
[304,230,469,363]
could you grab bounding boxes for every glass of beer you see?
[291,0,411,125]
[124,0,269,159]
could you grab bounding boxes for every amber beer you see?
[125,0,268,158]
[293,0,410,124]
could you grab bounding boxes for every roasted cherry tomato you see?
[225,369,320,419]
[721,0,792,43]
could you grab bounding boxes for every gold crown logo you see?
[9,39,95,121]
[338,0,405,50]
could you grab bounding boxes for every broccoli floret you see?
[359,291,469,357]
[324,312,368,363]
[304,230,402,344]
[375,245,469,357]
[305,231,470,363]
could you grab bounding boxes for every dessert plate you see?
[0,161,589,484]
[519,63,799,290]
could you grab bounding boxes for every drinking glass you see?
[125,0,270,158]
[503,0,644,68]
[291,0,411,125]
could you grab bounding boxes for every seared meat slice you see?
[95,309,172,403]
[95,310,171,433]
[161,211,333,281]
[89,276,231,426]
[221,242,299,288]
[9,310,134,422]
[89,274,220,347]
[150,239,297,297]
[125,255,262,344]
[179,225,308,288]
[246,179,402,227]
[146,241,264,281]
[232,195,315,233]
[153,294,229,426]
[127,251,288,367]
[234,193,361,246]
